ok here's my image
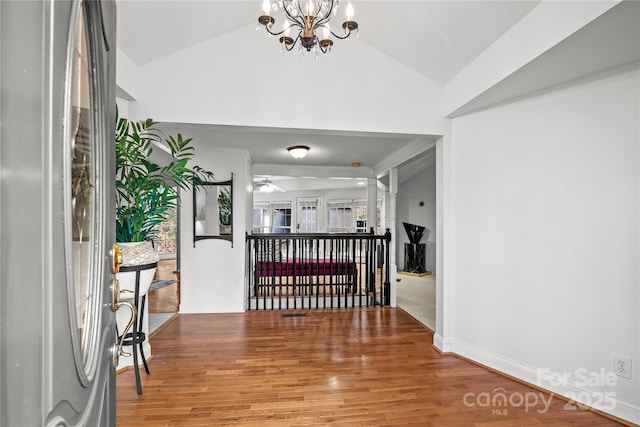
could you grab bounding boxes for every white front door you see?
[0,1,118,425]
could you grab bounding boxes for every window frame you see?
[252,201,293,234]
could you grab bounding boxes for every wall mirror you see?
[193,174,233,247]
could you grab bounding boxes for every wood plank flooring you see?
[149,258,179,313]
[116,308,629,426]
[148,283,179,313]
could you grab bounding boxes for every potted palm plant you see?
[114,110,215,371]
[115,109,214,293]
[218,186,232,234]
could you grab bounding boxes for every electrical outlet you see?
[614,354,632,379]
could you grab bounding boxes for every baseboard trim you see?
[149,313,179,340]
[448,338,640,426]
[398,271,432,277]
[433,333,453,353]
[115,341,152,372]
[116,354,154,375]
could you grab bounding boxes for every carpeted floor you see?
[395,273,435,331]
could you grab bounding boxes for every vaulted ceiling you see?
[115,1,637,191]
[116,1,541,84]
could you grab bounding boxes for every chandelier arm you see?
[264,20,303,37]
[285,33,302,51]
[329,28,353,40]
[295,2,306,22]
[313,0,335,29]
[282,3,306,29]
[264,25,286,37]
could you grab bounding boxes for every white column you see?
[367,177,377,233]
[388,168,398,307]
[434,121,452,353]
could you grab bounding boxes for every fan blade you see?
[254,178,285,192]
[271,183,286,192]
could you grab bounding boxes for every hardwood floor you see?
[149,258,179,313]
[148,283,179,313]
[155,258,178,282]
[116,308,629,426]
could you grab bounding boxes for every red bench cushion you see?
[257,259,356,277]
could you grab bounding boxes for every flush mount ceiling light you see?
[287,145,310,159]
[257,0,359,56]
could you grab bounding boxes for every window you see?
[253,205,270,234]
[326,199,382,234]
[156,206,177,255]
[272,204,292,233]
[327,201,353,233]
[253,202,292,234]
[354,203,367,233]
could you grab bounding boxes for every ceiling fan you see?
[255,178,285,193]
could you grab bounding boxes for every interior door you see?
[0,1,118,426]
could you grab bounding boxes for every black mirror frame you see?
[193,173,233,247]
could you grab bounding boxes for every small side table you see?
[117,261,157,395]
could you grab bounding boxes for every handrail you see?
[246,229,391,310]
[246,229,390,241]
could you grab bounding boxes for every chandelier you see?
[258,0,358,55]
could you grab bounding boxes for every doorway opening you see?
[148,202,180,334]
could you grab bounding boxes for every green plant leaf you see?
[115,108,214,242]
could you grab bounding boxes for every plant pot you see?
[116,241,159,297]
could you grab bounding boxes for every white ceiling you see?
[117,0,541,84]
[158,122,433,168]
[116,1,542,191]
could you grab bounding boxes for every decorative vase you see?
[116,241,159,297]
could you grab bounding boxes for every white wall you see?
[443,0,621,116]
[397,165,436,272]
[115,98,129,118]
[179,146,252,313]
[445,66,639,422]
[128,24,444,136]
[116,48,140,100]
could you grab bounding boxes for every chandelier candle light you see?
[258,0,358,55]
